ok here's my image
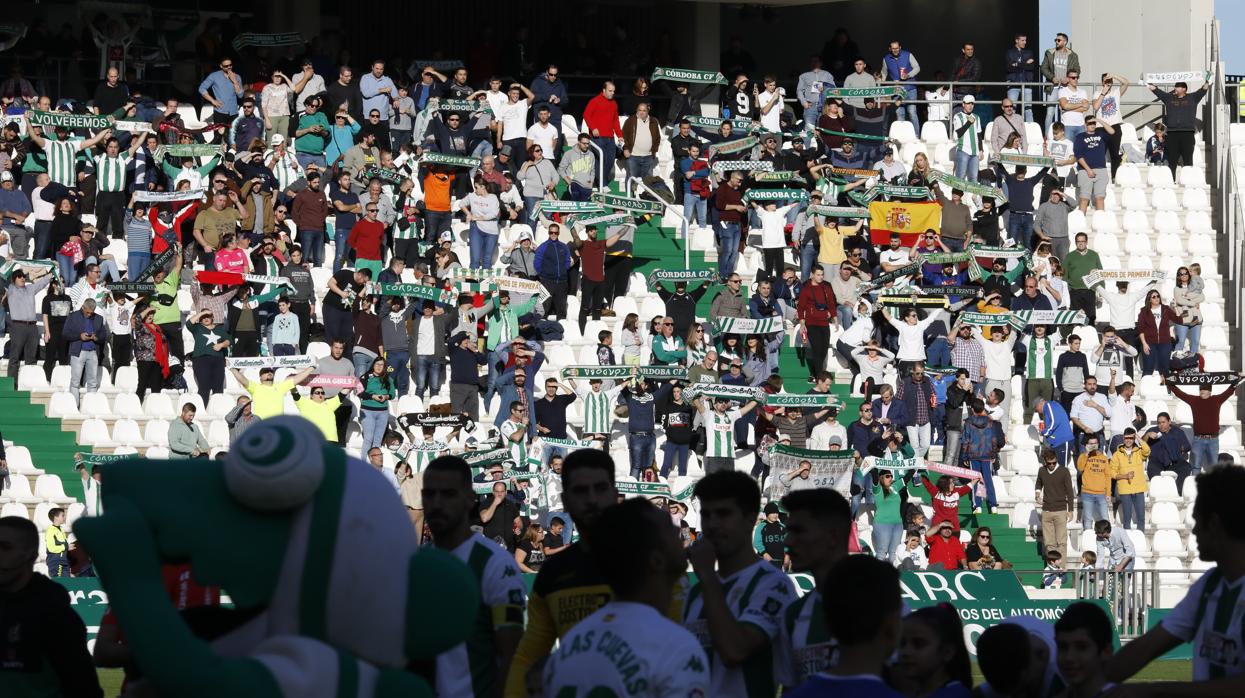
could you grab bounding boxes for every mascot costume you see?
[74,415,478,697]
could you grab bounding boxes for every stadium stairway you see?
[0,379,86,501]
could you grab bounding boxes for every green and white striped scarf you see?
[996,153,1055,168]
[590,192,663,214]
[762,393,842,408]
[711,159,773,173]
[651,67,727,85]
[420,152,480,168]
[647,269,717,288]
[535,200,605,215]
[368,282,457,305]
[684,382,764,402]
[874,183,933,200]
[708,136,758,157]
[687,116,755,132]
[616,481,674,497]
[822,85,906,100]
[754,171,806,184]
[807,204,870,219]
[929,169,1006,200]
[743,189,808,204]
[27,110,111,130]
[712,317,782,335]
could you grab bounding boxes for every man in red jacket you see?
[926,519,968,570]
[1166,374,1243,474]
[796,266,837,383]
[346,202,386,278]
[583,81,622,187]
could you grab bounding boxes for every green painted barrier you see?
[1146,608,1193,660]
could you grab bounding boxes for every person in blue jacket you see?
[1034,395,1075,465]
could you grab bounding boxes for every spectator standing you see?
[1034,189,1074,261]
[1091,73,1130,177]
[1167,375,1242,474]
[695,395,760,475]
[1035,448,1075,560]
[1076,435,1113,528]
[961,400,1003,512]
[842,58,877,109]
[797,267,836,383]
[1041,34,1080,130]
[1137,289,1181,377]
[1073,117,1113,213]
[5,269,53,384]
[359,60,396,122]
[1094,519,1136,572]
[63,299,108,407]
[882,40,921,128]
[1064,233,1102,325]
[583,82,622,187]
[1171,266,1204,355]
[990,98,1028,158]
[621,102,661,185]
[199,56,244,125]
[951,96,982,182]
[1006,33,1038,122]
[1110,428,1150,530]
[185,309,232,406]
[617,376,660,478]
[797,55,835,133]
[529,65,568,129]
[713,172,746,279]
[1147,78,1208,177]
[1058,69,1091,141]
[951,43,982,102]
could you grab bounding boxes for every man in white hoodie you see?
[976,325,1018,421]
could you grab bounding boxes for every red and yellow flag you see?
[868,201,942,246]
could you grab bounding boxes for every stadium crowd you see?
[0,19,1241,698]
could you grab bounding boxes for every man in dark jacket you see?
[657,279,710,339]
[896,362,936,459]
[961,400,1003,512]
[0,517,103,697]
[1147,79,1208,177]
[871,385,909,436]
[952,43,983,101]
[533,224,573,320]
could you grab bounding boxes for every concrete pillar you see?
[689,2,721,116]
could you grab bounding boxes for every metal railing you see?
[1073,569,1163,639]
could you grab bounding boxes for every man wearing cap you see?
[264,133,304,197]
[951,95,983,182]
[1073,116,1113,213]
[230,364,314,420]
[657,277,710,340]
[0,169,31,256]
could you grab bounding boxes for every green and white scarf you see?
[591,192,663,214]
[362,166,405,185]
[647,269,717,288]
[929,169,1006,200]
[27,110,111,130]
[762,393,842,408]
[420,152,480,168]
[684,382,764,402]
[1081,269,1166,288]
[232,32,303,50]
[708,136,759,156]
[113,120,153,133]
[874,183,933,200]
[754,170,805,184]
[133,189,205,203]
[711,159,773,173]
[807,205,870,219]
[155,144,224,161]
[463,448,511,467]
[616,481,674,497]
[536,200,605,215]
[437,99,492,115]
[914,251,972,265]
[1142,71,1211,84]
[651,67,727,85]
[79,453,132,465]
[568,212,632,229]
[995,153,1055,168]
[822,85,906,100]
[539,437,597,450]
[877,295,949,308]
[368,282,457,305]
[860,262,921,291]
[107,283,156,295]
[686,115,755,132]
[413,59,466,71]
[967,244,1031,282]
[743,189,809,204]
[0,258,57,280]
[713,317,782,335]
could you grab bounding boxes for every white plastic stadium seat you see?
[34,475,76,505]
[79,419,115,447]
[920,122,949,144]
[1150,189,1179,211]
[888,121,918,144]
[1146,166,1175,189]
[1113,164,1142,188]
[47,391,79,418]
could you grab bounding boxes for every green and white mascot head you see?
[74,416,478,697]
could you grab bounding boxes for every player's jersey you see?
[436,532,527,698]
[582,389,613,434]
[682,558,796,698]
[1161,566,1245,681]
[777,589,837,687]
[503,543,685,698]
[704,409,741,458]
[500,419,528,467]
[543,601,709,698]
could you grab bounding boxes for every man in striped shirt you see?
[951,95,982,182]
[1106,466,1245,688]
[572,377,620,447]
[93,135,142,240]
[27,124,111,188]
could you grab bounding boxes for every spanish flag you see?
[868,201,942,246]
